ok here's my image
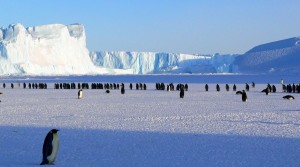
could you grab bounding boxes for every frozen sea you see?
[0,74,300,167]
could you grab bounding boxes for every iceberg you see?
[0,23,109,75]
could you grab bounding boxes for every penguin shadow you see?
[222,119,300,126]
[48,97,83,100]
[281,109,300,112]
[1,126,300,166]
[0,127,57,166]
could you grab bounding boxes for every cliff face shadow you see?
[0,126,300,167]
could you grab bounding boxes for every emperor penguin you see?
[121,86,125,94]
[180,87,184,98]
[282,95,295,100]
[40,129,60,165]
[242,90,247,102]
[78,89,83,99]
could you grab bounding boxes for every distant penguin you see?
[40,129,60,165]
[225,84,229,91]
[242,90,247,102]
[78,89,83,99]
[216,84,220,92]
[0,92,2,95]
[282,95,295,100]
[272,85,277,93]
[205,84,209,91]
[245,83,249,91]
[261,88,270,95]
[180,88,184,98]
[252,82,255,88]
[121,86,125,94]
[233,84,237,91]
[106,90,110,93]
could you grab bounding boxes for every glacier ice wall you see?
[89,51,238,74]
[0,23,238,76]
[0,23,104,75]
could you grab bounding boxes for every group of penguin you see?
[204,83,295,102]
[76,83,188,99]
[261,83,295,100]
[2,81,296,165]
[2,83,48,89]
[76,83,126,99]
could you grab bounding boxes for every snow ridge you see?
[234,37,300,74]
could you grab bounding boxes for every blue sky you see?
[1,0,300,54]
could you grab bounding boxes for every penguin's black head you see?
[51,129,59,133]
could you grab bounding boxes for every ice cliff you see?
[89,51,238,74]
[0,23,102,75]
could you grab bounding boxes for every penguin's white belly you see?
[79,91,83,99]
[47,134,59,163]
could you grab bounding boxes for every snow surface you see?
[1,75,300,167]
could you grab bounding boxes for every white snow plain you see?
[0,75,300,167]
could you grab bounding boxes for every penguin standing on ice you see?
[121,86,125,94]
[40,129,60,165]
[78,89,83,99]
[233,84,237,91]
[242,90,247,102]
[216,84,220,92]
[180,87,184,98]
